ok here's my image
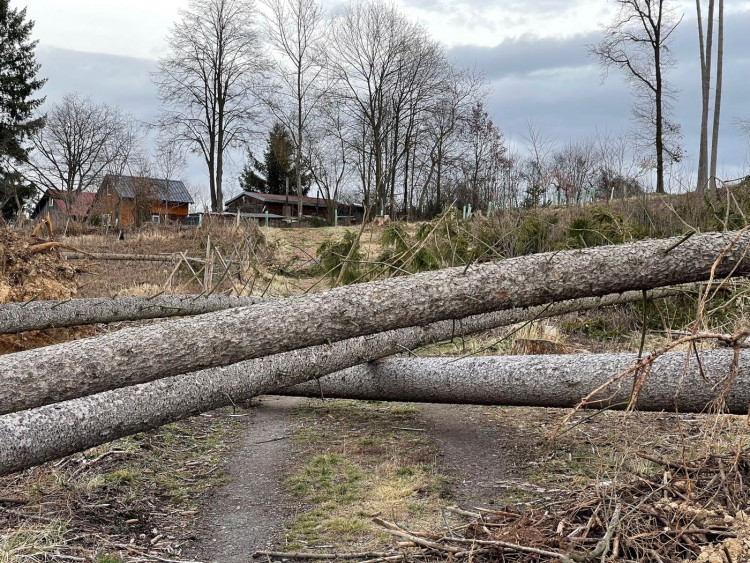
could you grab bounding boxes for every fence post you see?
[265,210,269,228]
[334,209,338,227]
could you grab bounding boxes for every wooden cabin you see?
[224,191,364,224]
[224,190,330,218]
[92,175,194,227]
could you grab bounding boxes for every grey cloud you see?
[450,8,750,173]
[403,0,578,18]
[449,32,599,79]
[37,46,159,123]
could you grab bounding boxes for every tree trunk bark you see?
[280,350,750,414]
[654,31,666,195]
[695,0,713,193]
[63,253,204,262]
[0,295,267,335]
[0,287,690,476]
[709,0,724,192]
[1,230,749,415]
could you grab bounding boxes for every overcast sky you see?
[20,0,750,199]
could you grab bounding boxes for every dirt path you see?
[419,404,543,508]
[191,397,305,563]
[190,399,548,561]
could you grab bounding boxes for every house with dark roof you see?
[224,191,364,223]
[224,190,329,218]
[92,175,194,227]
[31,189,97,227]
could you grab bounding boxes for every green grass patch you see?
[282,399,447,550]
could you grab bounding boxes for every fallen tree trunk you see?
[0,288,688,475]
[280,351,749,413]
[0,285,692,335]
[0,295,267,334]
[1,230,748,415]
[63,252,202,262]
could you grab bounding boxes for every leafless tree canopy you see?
[262,0,328,219]
[20,0,711,222]
[153,0,266,212]
[25,93,134,207]
[590,0,683,195]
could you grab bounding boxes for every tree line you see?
[0,0,743,223]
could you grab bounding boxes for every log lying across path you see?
[0,284,703,335]
[0,288,690,476]
[1,230,749,415]
[280,351,750,413]
[0,295,267,334]
[64,252,192,262]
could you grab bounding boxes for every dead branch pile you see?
[370,449,750,562]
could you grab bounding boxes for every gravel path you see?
[190,397,305,562]
[190,400,545,560]
[419,403,542,507]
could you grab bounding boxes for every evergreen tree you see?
[238,150,267,192]
[239,123,310,196]
[0,0,46,220]
[0,169,35,221]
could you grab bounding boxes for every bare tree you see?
[591,0,683,194]
[387,32,445,217]
[329,0,418,214]
[551,138,599,206]
[25,93,130,213]
[696,0,724,193]
[695,0,714,192]
[153,135,188,184]
[306,100,353,223]
[709,0,724,192]
[420,66,485,215]
[496,148,523,209]
[460,101,506,210]
[594,129,644,201]
[154,0,266,213]
[261,0,328,220]
[151,135,189,219]
[521,119,554,207]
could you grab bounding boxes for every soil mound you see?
[0,227,77,304]
[0,227,84,355]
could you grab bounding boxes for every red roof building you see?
[31,189,97,226]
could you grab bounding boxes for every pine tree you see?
[0,0,46,220]
[238,150,268,193]
[239,123,310,196]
